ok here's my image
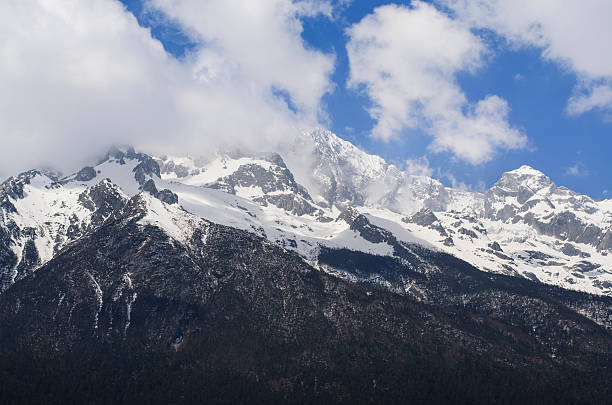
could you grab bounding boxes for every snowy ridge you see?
[152,129,612,295]
[1,129,611,296]
[136,193,205,246]
[0,170,113,292]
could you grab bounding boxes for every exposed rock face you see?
[489,241,503,252]
[339,208,393,245]
[403,208,448,236]
[484,166,611,251]
[530,211,604,246]
[141,179,179,205]
[141,178,159,196]
[0,171,53,291]
[156,158,191,178]
[133,156,161,185]
[210,154,306,197]
[0,170,40,213]
[74,166,97,182]
[484,166,553,221]
[598,228,612,251]
[458,227,479,239]
[12,239,40,285]
[156,188,179,205]
[0,226,18,291]
[407,208,439,227]
[253,193,316,215]
[207,153,319,216]
[561,243,590,257]
[339,208,435,268]
[78,179,128,224]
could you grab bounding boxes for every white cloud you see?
[566,165,580,176]
[565,162,588,177]
[442,171,485,192]
[568,82,612,117]
[0,0,335,176]
[346,2,526,164]
[441,0,612,117]
[404,156,433,177]
[150,0,335,118]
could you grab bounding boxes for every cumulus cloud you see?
[346,2,526,164]
[0,0,335,177]
[568,82,612,117]
[150,0,335,118]
[440,0,612,117]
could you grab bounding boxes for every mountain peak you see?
[506,165,546,177]
[494,164,552,193]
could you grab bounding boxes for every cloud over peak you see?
[0,0,335,176]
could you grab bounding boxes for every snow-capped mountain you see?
[2,130,612,403]
[1,130,611,297]
[3,175,611,403]
[155,129,612,295]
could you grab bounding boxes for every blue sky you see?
[116,0,611,198]
[1,1,609,198]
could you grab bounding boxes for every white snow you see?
[87,272,103,329]
[2,129,611,298]
[137,193,203,245]
[158,154,272,187]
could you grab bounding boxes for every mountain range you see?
[1,129,611,403]
[3,129,610,296]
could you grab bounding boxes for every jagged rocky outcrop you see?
[403,208,448,236]
[141,179,179,205]
[0,170,41,213]
[133,155,161,186]
[159,160,191,178]
[74,166,97,182]
[484,165,554,221]
[207,153,320,216]
[485,166,611,251]
[78,179,128,225]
